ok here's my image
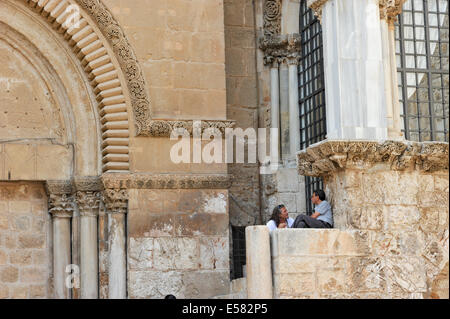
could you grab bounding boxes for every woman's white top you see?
[266,217,294,232]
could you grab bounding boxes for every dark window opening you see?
[231,225,246,280]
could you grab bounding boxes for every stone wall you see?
[126,188,230,298]
[0,182,51,299]
[224,0,261,227]
[295,140,449,298]
[324,168,449,299]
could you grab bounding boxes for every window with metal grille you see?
[298,0,327,213]
[231,225,246,280]
[395,0,449,142]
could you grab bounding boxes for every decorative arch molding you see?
[22,0,234,140]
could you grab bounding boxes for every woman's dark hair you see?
[313,189,326,201]
[270,204,285,226]
[164,294,176,299]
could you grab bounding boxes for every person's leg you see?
[293,215,308,228]
[301,216,328,228]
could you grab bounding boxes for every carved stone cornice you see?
[379,0,407,24]
[263,0,282,37]
[259,34,301,66]
[46,181,75,218]
[141,119,236,137]
[297,140,449,177]
[101,173,232,190]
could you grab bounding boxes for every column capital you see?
[307,0,329,21]
[46,180,74,218]
[76,191,101,217]
[259,33,301,66]
[103,188,128,215]
[379,0,406,25]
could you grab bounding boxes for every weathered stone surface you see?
[128,238,153,270]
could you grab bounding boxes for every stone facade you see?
[0,182,50,299]
[0,0,448,300]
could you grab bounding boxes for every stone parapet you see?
[297,140,449,177]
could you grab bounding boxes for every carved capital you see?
[263,0,282,37]
[379,0,406,24]
[259,34,301,66]
[46,181,75,218]
[103,188,128,214]
[76,191,101,217]
[307,0,329,22]
[297,140,449,177]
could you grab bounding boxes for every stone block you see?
[0,284,8,299]
[345,257,386,293]
[29,285,47,299]
[4,144,35,180]
[18,234,45,249]
[199,236,229,270]
[278,273,316,296]
[11,285,28,299]
[181,270,229,299]
[276,168,299,192]
[8,201,31,214]
[1,266,19,283]
[385,206,420,231]
[9,250,32,265]
[128,237,153,270]
[317,269,347,293]
[348,205,383,230]
[20,267,48,283]
[272,229,369,257]
[0,250,7,265]
[128,270,183,299]
[153,237,199,271]
[35,144,72,180]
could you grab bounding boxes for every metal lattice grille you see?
[298,0,327,150]
[231,226,246,280]
[299,0,326,213]
[395,0,449,142]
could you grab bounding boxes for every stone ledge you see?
[297,140,449,177]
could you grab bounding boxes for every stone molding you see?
[141,119,236,138]
[379,0,407,24]
[101,173,232,190]
[46,180,75,218]
[259,33,301,66]
[297,140,449,177]
[263,0,282,37]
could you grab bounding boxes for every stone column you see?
[246,226,273,299]
[288,57,301,155]
[308,0,388,140]
[75,177,103,299]
[379,0,407,140]
[46,181,74,299]
[103,188,128,299]
[260,33,301,157]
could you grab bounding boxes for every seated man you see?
[266,204,294,232]
[292,189,333,229]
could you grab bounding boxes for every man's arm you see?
[311,211,320,219]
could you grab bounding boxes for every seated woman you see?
[266,204,294,232]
